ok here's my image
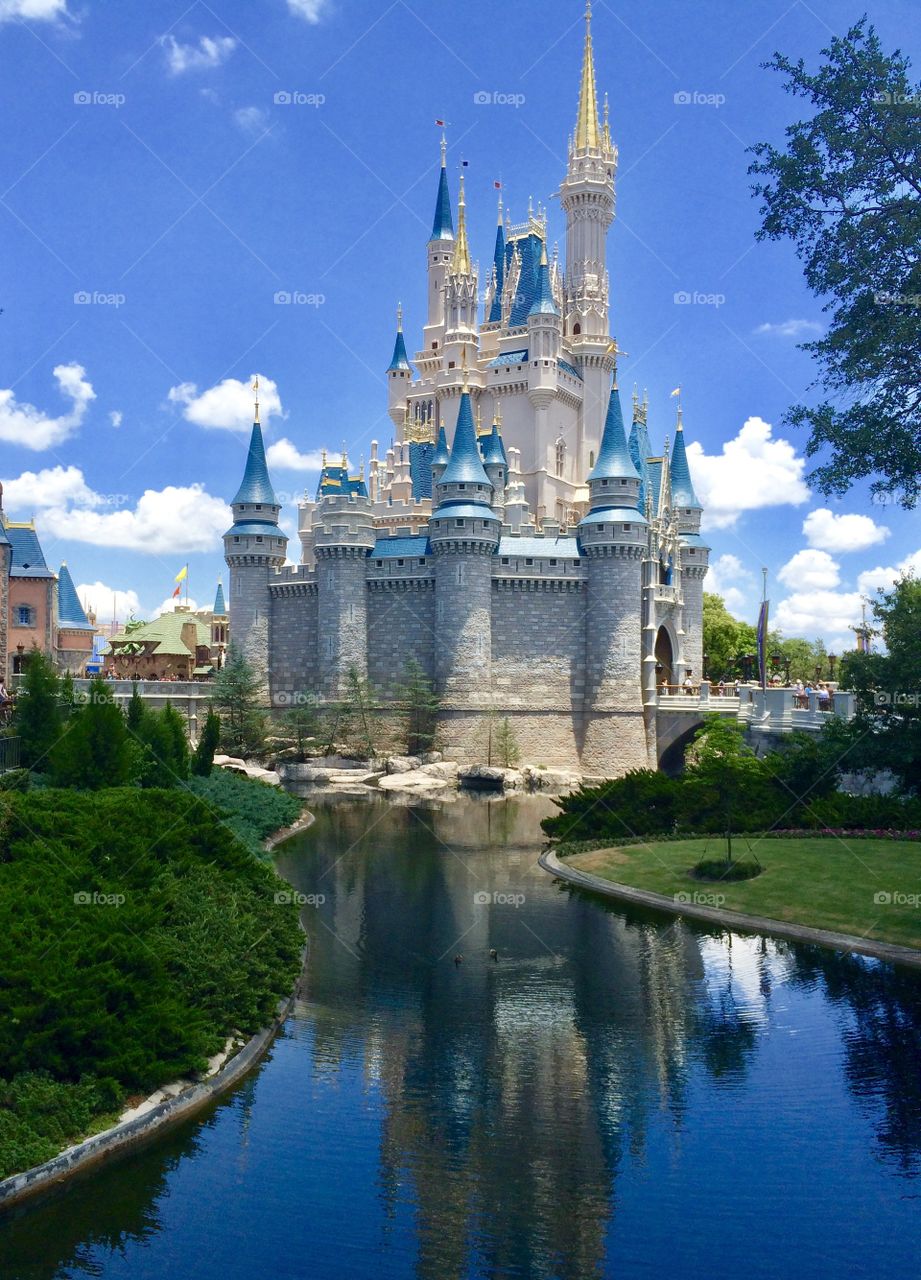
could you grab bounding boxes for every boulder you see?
[378,772,449,792]
[214,754,247,770]
[458,765,507,792]
[386,755,422,774]
[419,761,459,781]
[421,751,443,765]
[523,766,581,792]
[502,769,525,790]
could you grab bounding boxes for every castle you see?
[226,5,710,774]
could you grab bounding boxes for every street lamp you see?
[828,653,838,680]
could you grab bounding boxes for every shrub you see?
[185,769,302,857]
[191,709,221,776]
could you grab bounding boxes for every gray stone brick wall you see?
[367,581,435,693]
[270,587,318,700]
[316,549,370,696]
[433,546,493,708]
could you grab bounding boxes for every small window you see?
[16,606,34,626]
[459,483,466,490]
[501,557,510,565]
[456,519,464,527]
[418,558,426,566]
[589,451,595,468]
[397,559,404,566]
[549,559,557,566]
[525,558,533,566]
[573,323,581,335]
[256,536,263,543]
[601,478,609,487]
[623,524,631,532]
[377,560,383,567]
[234,536,240,543]
[448,361,456,369]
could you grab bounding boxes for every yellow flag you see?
[174,566,188,583]
[670,387,681,397]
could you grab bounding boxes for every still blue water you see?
[3,793,921,1279]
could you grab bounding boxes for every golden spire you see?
[575,1,601,152]
[252,375,260,425]
[495,399,502,428]
[497,190,503,224]
[440,129,447,168]
[321,447,327,467]
[451,171,471,275]
[475,402,483,433]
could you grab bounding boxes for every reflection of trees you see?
[785,946,921,1175]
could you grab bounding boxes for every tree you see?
[161,704,190,781]
[126,684,145,731]
[192,709,221,776]
[210,645,266,757]
[685,716,769,861]
[494,718,521,769]
[336,667,380,758]
[392,660,440,757]
[703,594,757,680]
[834,575,921,791]
[750,19,921,507]
[279,695,320,762]
[13,650,62,771]
[50,680,135,789]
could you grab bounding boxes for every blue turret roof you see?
[431,163,454,241]
[316,465,368,499]
[0,515,9,548]
[57,563,93,630]
[6,523,54,578]
[488,218,506,324]
[432,424,450,467]
[480,423,507,466]
[529,251,558,316]
[588,387,639,483]
[387,326,411,373]
[670,426,702,508]
[438,392,492,490]
[507,232,544,327]
[214,581,226,615]
[628,416,652,513]
[233,422,277,507]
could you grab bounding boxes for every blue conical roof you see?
[529,253,558,316]
[439,393,492,489]
[588,387,639,482]
[57,563,93,630]
[628,416,652,513]
[670,426,701,508]
[431,163,454,241]
[214,581,226,615]
[232,422,277,506]
[480,423,507,466]
[387,327,411,373]
[488,220,506,324]
[432,424,450,466]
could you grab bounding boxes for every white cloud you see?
[775,590,864,642]
[778,549,841,591]
[704,553,753,612]
[168,373,282,432]
[155,596,200,617]
[109,410,123,428]
[754,319,823,339]
[287,0,329,22]
[161,34,236,75]
[802,506,889,553]
[857,549,921,597]
[265,437,325,471]
[0,363,95,451]
[76,582,142,625]
[41,485,232,555]
[234,106,271,136]
[0,0,68,22]
[686,416,810,530]
[2,464,100,513]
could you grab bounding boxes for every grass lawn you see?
[567,837,921,950]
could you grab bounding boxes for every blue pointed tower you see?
[386,302,413,429]
[628,388,652,514]
[487,195,506,324]
[431,389,500,711]
[668,401,709,689]
[430,422,450,487]
[223,379,287,683]
[424,133,455,356]
[213,580,227,616]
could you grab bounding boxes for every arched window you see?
[589,450,595,468]
[555,437,566,477]
[573,322,581,335]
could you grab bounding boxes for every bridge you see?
[655,684,857,768]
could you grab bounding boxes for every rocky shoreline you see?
[276,753,582,799]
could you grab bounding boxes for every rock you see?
[502,769,525,790]
[160,1079,193,1099]
[327,770,383,785]
[278,764,335,783]
[421,751,443,765]
[419,761,459,781]
[458,765,507,792]
[523,766,581,792]
[386,755,422,774]
[378,773,449,792]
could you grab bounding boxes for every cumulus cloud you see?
[857,549,921,597]
[287,0,329,22]
[0,363,95,451]
[41,485,232,555]
[76,582,142,625]
[154,595,200,617]
[753,319,823,339]
[0,0,68,22]
[704,553,754,613]
[109,410,123,428]
[777,548,841,591]
[802,506,889,553]
[234,106,271,136]
[161,34,236,74]
[168,374,282,432]
[775,590,863,645]
[265,438,325,471]
[1,464,100,513]
[685,416,810,530]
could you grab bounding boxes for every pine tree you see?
[13,650,62,771]
[494,717,521,769]
[126,684,145,731]
[209,645,266,757]
[280,695,320,761]
[161,704,190,780]
[191,709,221,776]
[338,667,380,758]
[50,680,135,789]
[393,659,440,756]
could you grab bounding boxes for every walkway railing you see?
[656,683,856,735]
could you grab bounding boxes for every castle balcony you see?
[653,584,682,606]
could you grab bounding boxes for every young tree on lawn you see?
[750,19,921,506]
[685,716,768,862]
[494,717,521,769]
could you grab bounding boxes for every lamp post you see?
[828,653,838,681]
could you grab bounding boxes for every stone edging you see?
[0,805,316,1215]
[539,848,921,970]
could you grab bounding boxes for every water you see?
[3,793,921,1280]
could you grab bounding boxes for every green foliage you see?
[185,769,302,857]
[49,681,135,791]
[685,718,775,858]
[13,650,61,771]
[279,695,321,762]
[542,769,684,841]
[392,660,440,757]
[703,593,831,682]
[0,769,30,793]
[494,718,520,769]
[0,1073,120,1181]
[750,18,921,507]
[328,667,381,758]
[126,684,145,731]
[210,645,266,757]
[161,704,190,781]
[0,788,303,1178]
[191,709,221,776]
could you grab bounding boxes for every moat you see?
[4,794,921,1279]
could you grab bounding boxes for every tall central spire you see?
[574,1,600,152]
[451,171,471,275]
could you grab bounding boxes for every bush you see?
[185,769,302,857]
[0,769,30,793]
[0,1073,120,1180]
[192,709,221,776]
[542,770,684,841]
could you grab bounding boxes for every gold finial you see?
[497,190,503,224]
[461,343,469,391]
[451,171,471,275]
[540,238,549,267]
[321,447,327,467]
[341,444,347,468]
[575,0,601,152]
[252,375,260,425]
[475,402,483,432]
[495,399,502,428]
[397,301,403,332]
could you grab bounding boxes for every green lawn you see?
[567,837,921,950]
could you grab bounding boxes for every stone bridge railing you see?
[656,683,856,740]
[11,677,214,738]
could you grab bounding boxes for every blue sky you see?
[0,0,917,646]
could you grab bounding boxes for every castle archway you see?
[655,626,674,689]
